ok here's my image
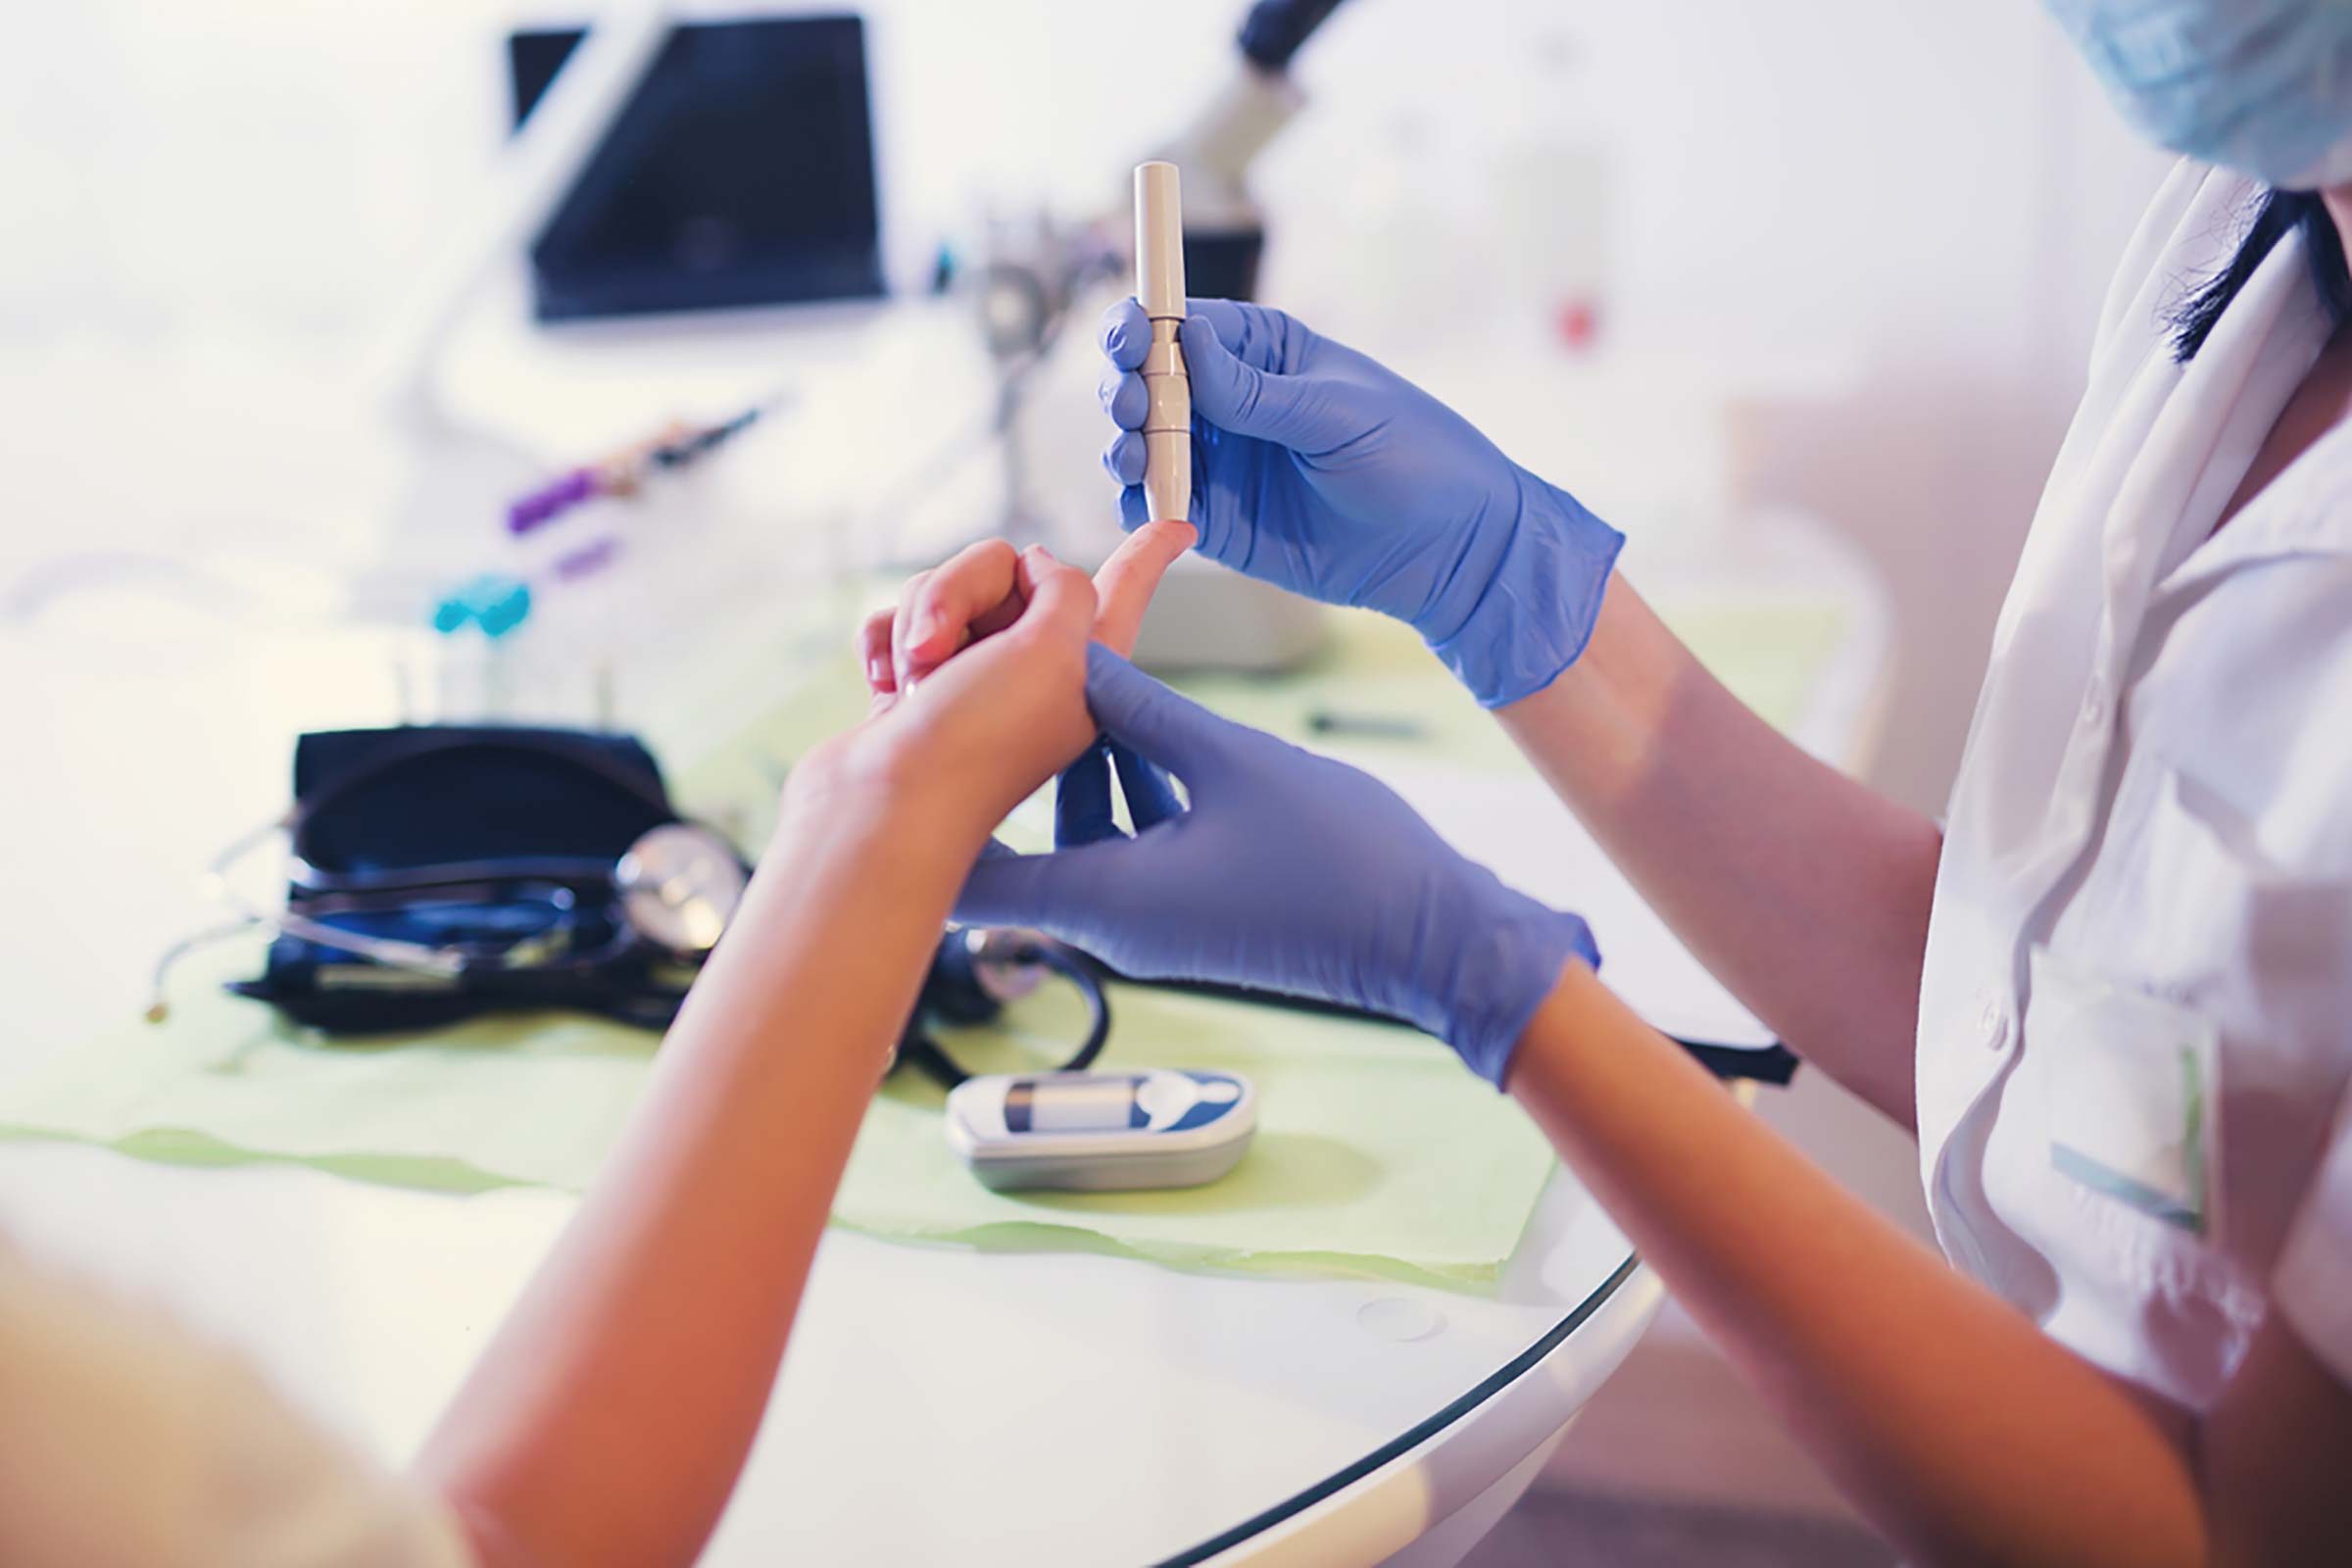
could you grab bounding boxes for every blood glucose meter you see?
[944,1069,1256,1192]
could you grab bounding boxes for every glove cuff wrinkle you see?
[1423,471,1625,710]
[1443,884,1600,1090]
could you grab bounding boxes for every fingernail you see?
[865,653,891,689]
[910,612,942,647]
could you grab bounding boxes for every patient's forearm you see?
[1497,575,1937,1126]
[416,776,980,1568]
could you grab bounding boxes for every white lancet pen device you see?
[1134,161,1193,523]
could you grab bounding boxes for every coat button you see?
[1977,995,2012,1052]
[2080,677,2109,730]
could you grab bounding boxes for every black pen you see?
[1305,710,1426,740]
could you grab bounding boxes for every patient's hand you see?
[794,542,1148,852]
[858,520,1196,694]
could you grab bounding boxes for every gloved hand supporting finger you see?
[953,835,1135,936]
[968,650,1606,1089]
[1110,740,1184,830]
[1052,736,1182,850]
[1078,645,1240,789]
[1054,744,1118,848]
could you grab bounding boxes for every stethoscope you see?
[144,724,757,1023]
[153,809,1110,1086]
[148,807,1117,1089]
[146,813,751,1022]
[896,926,1110,1088]
[144,724,1112,1087]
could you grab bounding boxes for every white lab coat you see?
[1919,161,2352,1412]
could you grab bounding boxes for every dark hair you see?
[2174,189,2352,362]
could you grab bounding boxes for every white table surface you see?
[0,311,1886,1565]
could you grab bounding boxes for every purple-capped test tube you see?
[507,467,598,535]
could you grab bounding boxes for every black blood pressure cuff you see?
[231,725,698,1034]
[288,725,674,874]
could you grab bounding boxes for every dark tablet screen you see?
[509,16,883,319]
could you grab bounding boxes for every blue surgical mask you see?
[2045,0,2352,187]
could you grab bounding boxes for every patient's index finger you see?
[1091,519,1196,657]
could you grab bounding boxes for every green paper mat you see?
[3,945,1552,1288]
[0,593,1846,1291]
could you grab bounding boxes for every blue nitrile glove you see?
[958,646,1599,1087]
[1053,733,1183,848]
[1098,297,1626,709]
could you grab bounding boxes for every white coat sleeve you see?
[0,1243,475,1568]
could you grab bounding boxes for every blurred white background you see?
[0,0,2175,1535]
[0,0,2169,807]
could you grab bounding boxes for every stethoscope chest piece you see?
[615,822,747,955]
